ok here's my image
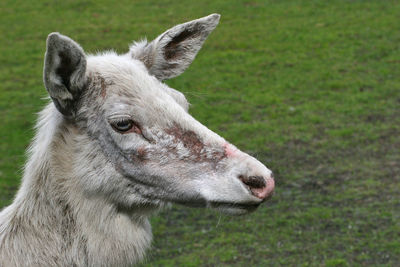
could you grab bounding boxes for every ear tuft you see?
[44,33,87,117]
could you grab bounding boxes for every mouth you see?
[209,201,261,215]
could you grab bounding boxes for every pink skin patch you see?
[223,143,239,157]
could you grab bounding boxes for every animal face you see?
[43,14,274,215]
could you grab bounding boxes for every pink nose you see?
[239,173,275,199]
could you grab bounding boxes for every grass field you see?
[1,0,399,266]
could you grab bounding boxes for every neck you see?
[0,104,152,267]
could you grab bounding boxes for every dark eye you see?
[111,119,134,133]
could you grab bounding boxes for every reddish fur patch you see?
[88,72,114,99]
[100,78,107,98]
[165,126,204,155]
[165,125,226,163]
[131,146,148,162]
[137,146,147,160]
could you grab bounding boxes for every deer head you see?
[43,14,274,215]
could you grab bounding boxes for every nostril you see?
[239,175,266,189]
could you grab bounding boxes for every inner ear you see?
[164,28,200,60]
[56,51,75,90]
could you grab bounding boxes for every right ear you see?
[43,33,87,117]
[128,14,220,81]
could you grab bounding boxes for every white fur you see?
[0,14,274,266]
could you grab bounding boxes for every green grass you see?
[1,0,399,266]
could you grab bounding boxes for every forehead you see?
[85,53,187,125]
[87,52,157,94]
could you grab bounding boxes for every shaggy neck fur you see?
[0,104,152,267]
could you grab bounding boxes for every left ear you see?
[128,13,220,81]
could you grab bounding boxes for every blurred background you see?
[0,0,399,266]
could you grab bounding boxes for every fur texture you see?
[0,14,274,266]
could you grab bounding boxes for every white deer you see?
[0,14,274,267]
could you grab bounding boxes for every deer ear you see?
[129,13,220,81]
[43,33,87,117]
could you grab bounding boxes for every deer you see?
[0,14,274,266]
